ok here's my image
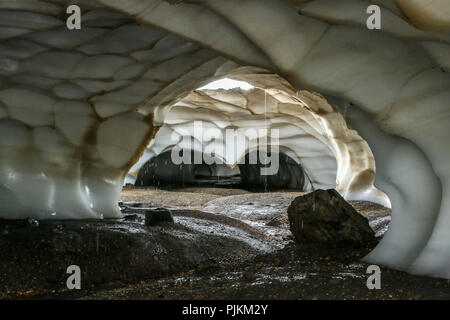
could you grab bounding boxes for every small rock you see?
[145,208,174,226]
[25,217,39,228]
[287,189,375,246]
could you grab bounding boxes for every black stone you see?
[25,217,39,228]
[287,189,375,246]
[145,208,174,226]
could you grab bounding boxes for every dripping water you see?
[264,90,268,193]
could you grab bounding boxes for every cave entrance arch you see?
[133,147,310,192]
[127,69,388,207]
[134,149,241,188]
[238,150,307,191]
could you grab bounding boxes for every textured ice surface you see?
[128,77,388,206]
[0,0,449,278]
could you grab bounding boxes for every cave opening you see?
[124,70,389,207]
[134,149,308,192]
[0,0,448,301]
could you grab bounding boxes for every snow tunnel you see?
[133,146,307,190]
[127,76,386,200]
[0,0,449,280]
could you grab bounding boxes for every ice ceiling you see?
[0,0,448,278]
[128,72,389,207]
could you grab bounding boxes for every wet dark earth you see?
[0,187,448,300]
[74,244,450,300]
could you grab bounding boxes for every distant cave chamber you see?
[135,150,307,191]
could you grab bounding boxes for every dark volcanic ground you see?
[73,244,450,300]
[0,187,448,300]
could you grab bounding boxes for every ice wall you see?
[0,0,449,278]
[128,74,388,205]
[0,1,233,218]
[98,0,450,278]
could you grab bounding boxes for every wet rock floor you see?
[71,243,450,300]
[0,186,448,300]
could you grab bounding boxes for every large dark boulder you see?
[287,189,375,246]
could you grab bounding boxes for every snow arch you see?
[0,0,449,278]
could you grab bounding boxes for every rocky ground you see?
[0,186,448,300]
[72,243,450,300]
